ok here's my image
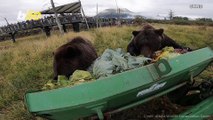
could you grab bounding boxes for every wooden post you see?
[4,18,9,25]
[96,3,99,28]
[114,0,121,26]
[2,17,17,43]
[50,0,64,35]
[79,0,89,30]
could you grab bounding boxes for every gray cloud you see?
[0,0,212,26]
[83,0,213,19]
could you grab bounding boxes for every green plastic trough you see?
[25,47,213,120]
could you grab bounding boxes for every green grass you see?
[0,24,213,120]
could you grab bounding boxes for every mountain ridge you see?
[95,8,137,19]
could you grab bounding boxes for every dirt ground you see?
[110,96,187,120]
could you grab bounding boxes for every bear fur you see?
[127,24,188,57]
[53,36,97,80]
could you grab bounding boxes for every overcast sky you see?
[0,0,212,26]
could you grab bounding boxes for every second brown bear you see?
[53,37,98,80]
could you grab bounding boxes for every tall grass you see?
[0,24,213,120]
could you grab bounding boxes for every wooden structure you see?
[0,1,93,41]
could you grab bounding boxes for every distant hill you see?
[95,8,138,19]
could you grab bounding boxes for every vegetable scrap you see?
[42,47,189,90]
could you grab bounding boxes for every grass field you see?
[0,24,213,120]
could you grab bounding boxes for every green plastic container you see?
[25,47,213,120]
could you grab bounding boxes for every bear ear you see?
[132,31,140,36]
[64,46,81,58]
[154,29,164,35]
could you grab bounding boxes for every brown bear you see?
[127,25,193,105]
[127,24,190,57]
[53,36,98,80]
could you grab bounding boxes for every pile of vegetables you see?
[92,48,151,78]
[42,70,94,90]
[42,47,188,90]
[153,47,181,61]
